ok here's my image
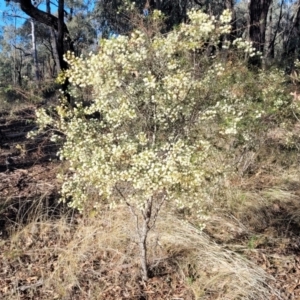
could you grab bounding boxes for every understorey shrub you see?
[33,8,298,280]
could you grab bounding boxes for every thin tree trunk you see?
[16,51,23,86]
[138,197,154,281]
[266,0,284,61]
[30,19,39,81]
[57,0,65,70]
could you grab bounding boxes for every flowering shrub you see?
[33,8,297,279]
[42,9,238,213]
[34,6,297,215]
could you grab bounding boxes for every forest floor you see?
[0,105,300,299]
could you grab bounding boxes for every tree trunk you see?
[57,0,66,71]
[282,0,300,70]
[46,0,60,74]
[248,0,273,66]
[30,19,40,81]
[266,0,284,62]
[19,0,63,31]
[225,0,237,41]
[15,51,23,86]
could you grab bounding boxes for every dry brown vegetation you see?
[0,103,300,300]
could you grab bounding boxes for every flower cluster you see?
[233,38,261,57]
[34,9,294,222]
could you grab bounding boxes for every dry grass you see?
[0,204,279,300]
[223,165,300,230]
[2,101,300,299]
[2,150,299,299]
[152,213,278,299]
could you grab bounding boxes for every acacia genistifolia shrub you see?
[33,9,297,281]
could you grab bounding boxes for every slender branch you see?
[12,45,31,56]
[149,194,166,231]
[115,184,141,239]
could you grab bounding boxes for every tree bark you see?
[225,0,237,41]
[248,0,273,66]
[46,0,60,74]
[282,0,300,69]
[57,0,65,70]
[19,0,62,31]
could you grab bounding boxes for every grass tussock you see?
[0,205,278,300]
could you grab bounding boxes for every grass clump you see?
[0,207,279,299]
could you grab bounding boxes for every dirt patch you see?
[0,106,61,235]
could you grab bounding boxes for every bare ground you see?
[0,107,61,236]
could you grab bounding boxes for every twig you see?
[18,279,43,291]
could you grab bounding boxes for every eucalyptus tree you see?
[281,0,300,68]
[0,24,28,86]
[0,29,16,86]
[247,0,273,66]
[18,19,59,79]
[4,0,74,82]
[64,0,97,56]
[45,0,60,75]
[264,0,285,61]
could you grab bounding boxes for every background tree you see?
[2,0,300,101]
[6,0,74,72]
[248,0,273,66]
[282,0,300,70]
